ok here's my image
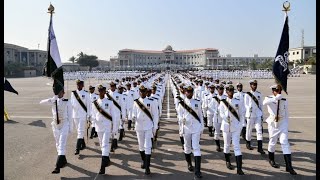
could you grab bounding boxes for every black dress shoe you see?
[52,167,60,174]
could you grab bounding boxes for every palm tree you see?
[68,56,76,64]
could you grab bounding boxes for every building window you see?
[297,51,299,55]
[293,52,295,55]
[7,51,10,54]
[305,51,308,54]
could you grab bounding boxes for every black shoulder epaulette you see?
[84,90,88,92]
[95,93,99,95]
[148,98,154,101]
[256,91,261,93]
[195,99,200,101]
[267,96,273,98]
[234,98,240,100]
[123,94,127,96]
[62,99,68,101]
[205,94,209,96]
[281,98,286,101]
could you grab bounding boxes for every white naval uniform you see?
[91,97,117,156]
[233,91,246,127]
[132,86,140,100]
[119,93,128,129]
[132,97,159,155]
[89,93,99,128]
[244,90,263,141]
[106,90,124,139]
[40,97,73,155]
[177,98,204,156]
[203,92,225,140]
[219,97,245,156]
[263,94,291,154]
[124,89,135,121]
[70,89,91,139]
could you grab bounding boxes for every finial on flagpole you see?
[282,1,290,14]
[48,3,55,14]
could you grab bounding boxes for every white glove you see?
[52,95,58,101]
[153,128,157,135]
[275,94,282,100]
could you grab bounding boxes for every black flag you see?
[43,14,64,95]
[4,78,18,95]
[272,15,289,94]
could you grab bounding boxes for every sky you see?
[4,0,316,62]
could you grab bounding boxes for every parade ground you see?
[4,74,316,180]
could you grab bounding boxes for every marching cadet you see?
[177,85,204,179]
[40,89,73,174]
[91,84,117,174]
[117,84,128,141]
[244,80,265,154]
[106,81,124,152]
[201,82,210,127]
[202,83,215,137]
[124,82,135,130]
[202,84,223,152]
[150,84,162,142]
[132,85,159,175]
[219,84,245,175]
[132,81,140,100]
[233,83,246,141]
[89,85,99,139]
[263,85,297,175]
[175,83,186,149]
[71,79,91,155]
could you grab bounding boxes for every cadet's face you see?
[140,90,147,98]
[218,88,224,94]
[185,90,193,99]
[250,83,257,91]
[110,85,116,91]
[118,88,123,94]
[77,83,84,90]
[126,85,131,90]
[227,90,234,97]
[147,90,151,96]
[99,89,106,97]
[89,88,95,94]
[151,89,156,94]
[237,86,243,92]
[133,83,137,87]
[210,87,215,93]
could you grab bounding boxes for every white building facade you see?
[110,45,272,71]
[288,46,316,63]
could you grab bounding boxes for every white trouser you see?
[207,114,214,127]
[73,117,86,139]
[114,119,120,139]
[213,122,222,140]
[136,129,153,155]
[246,116,263,141]
[97,130,111,156]
[52,124,69,155]
[267,125,291,154]
[127,108,133,120]
[184,132,201,156]
[223,128,242,156]
[242,117,246,127]
[119,119,125,129]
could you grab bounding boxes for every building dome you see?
[164,45,173,51]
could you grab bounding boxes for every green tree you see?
[257,59,273,69]
[249,59,257,70]
[68,56,76,64]
[4,62,23,77]
[305,55,316,65]
[76,52,99,71]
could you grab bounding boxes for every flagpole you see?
[47,3,59,125]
